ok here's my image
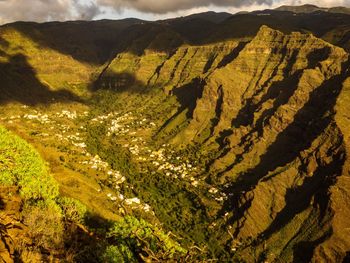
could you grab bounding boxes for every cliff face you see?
[97,25,350,262]
[190,27,350,262]
[185,27,350,262]
[98,40,241,91]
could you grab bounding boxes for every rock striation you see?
[99,25,350,262]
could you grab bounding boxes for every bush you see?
[107,216,186,261]
[57,197,87,224]
[100,245,134,263]
[0,126,59,201]
[0,170,15,185]
[22,200,64,251]
[19,173,59,201]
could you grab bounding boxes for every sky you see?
[0,0,349,24]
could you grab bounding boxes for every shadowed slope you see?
[3,8,350,69]
[0,53,81,105]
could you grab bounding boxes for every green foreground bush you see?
[57,196,87,224]
[105,216,187,262]
[0,126,59,201]
[0,126,89,255]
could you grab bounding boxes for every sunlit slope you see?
[95,25,350,262]
[0,27,94,88]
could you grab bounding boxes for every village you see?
[0,103,228,215]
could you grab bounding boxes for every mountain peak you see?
[254,25,283,39]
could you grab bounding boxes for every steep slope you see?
[99,40,241,91]
[1,19,143,65]
[4,8,350,68]
[209,11,350,52]
[0,26,92,104]
[0,19,187,104]
[2,8,350,103]
[96,25,350,262]
[173,26,350,262]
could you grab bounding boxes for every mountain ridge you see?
[94,24,350,261]
[275,4,350,15]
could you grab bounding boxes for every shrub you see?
[22,200,64,251]
[0,126,59,201]
[0,170,15,185]
[57,197,87,224]
[100,245,134,263]
[19,173,59,201]
[107,216,186,261]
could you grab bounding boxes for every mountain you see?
[96,25,350,261]
[275,4,350,15]
[164,11,232,23]
[1,7,350,263]
[275,4,326,13]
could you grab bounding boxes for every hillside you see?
[95,25,350,261]
[1,6,350,262]
[275,4,350,15]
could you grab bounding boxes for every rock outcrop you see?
[0,187,26,263]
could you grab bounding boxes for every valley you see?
[1,5,350,263]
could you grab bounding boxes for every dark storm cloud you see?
[97,0,274,14]
[75,0,101,20]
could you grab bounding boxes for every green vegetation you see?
[85,117,211,246]
[0,125,90,257]
[105,216,186,262]
[0,125,58,201]
[0,123,191,262]
[57,197,87,224]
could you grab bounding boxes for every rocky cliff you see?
[97,25,350,262]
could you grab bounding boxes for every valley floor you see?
[0,91,228,261]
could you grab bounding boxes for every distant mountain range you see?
[275,4,350,14]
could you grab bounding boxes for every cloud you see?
[0,0,350,24]
[97,0,274,14]
[0,0,101,23]
[97,0,350,14]
[74,0,101,20]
